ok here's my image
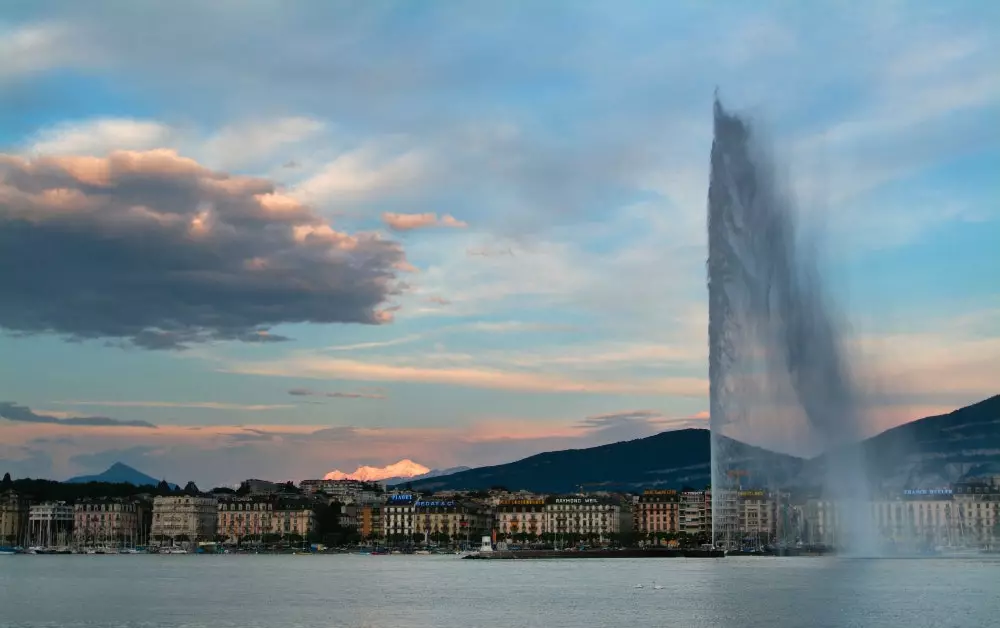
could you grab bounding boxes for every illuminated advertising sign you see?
[553,498,600,504]
[643,490,677,495]
[415,500,456,508]
[739,490,765,498]
[903,489,953,496]
[388,494,415,503]
[499,499,545,506]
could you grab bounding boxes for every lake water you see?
[1,555,998,627]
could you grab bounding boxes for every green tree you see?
[1,472,12,490]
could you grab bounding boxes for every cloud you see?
[199,117,327,171]
[382,212,468,232]
[228,355,708,395]
[0,401,155,428]
[0,150,408,348]
[26,118,173,156]
[294,145,431,204]
[54,401,293,411]
[0,22,98,83]
[287,388,386,400]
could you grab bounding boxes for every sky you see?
[1,1,998,487]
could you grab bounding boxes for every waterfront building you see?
[679,490,712,538]
[218,497,273,543]
[634,490,679,540]
[0,491,29,546]
[151,495,218,544]
[495,498,547,540]
[359,503,381,540]
[299,479,379,504]
[382,493,416,541]
[543,495,631,544]
[73,499,149,547]
[738,490,776,548]
[28,501,74,546]
[272,502,316,538]
[803,480,1000,551]
[413,499,490,546]
[951,478,1000,547]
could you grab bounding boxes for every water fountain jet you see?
[707,96,879,556]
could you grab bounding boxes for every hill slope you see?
[411,396,1000,494]
[857,395,1000,491]
[410,429,804,493]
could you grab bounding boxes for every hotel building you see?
[218,498,273,542]
[496,498,547,539]
[73,499,149,547]
[272,502,316,538]
[413,499,490,545]
[382,494,417,540]
[544,495,631,543]
[151,495,218,544]
[634,490,680,538]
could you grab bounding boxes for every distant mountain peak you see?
[66,461,168,487]
[324,459,430,482]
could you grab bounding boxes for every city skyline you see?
[2,2,998,486]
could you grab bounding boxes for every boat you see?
[0,547,17,556]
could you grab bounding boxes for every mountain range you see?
[411,395,1000,494]
[66,462,174,488]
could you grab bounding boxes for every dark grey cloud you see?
[0,401,156,428]
[0,152,407,349]
[288,388,387,400]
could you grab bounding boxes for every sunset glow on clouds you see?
[1,2,998,486]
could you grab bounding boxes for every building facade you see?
[544,496,631,543]
[738,490,776,547]
[496,498,547,539]
[0,491,28,545]
[634,490,679,539]
[151,496,218,544]
[360,503,381,540]
[679,490,712,538]
[73,499,149,547]
[382,494,416,541]
[413,499,490,545]
[803,480,1000,550]
[272,503,316,538]
[218,498,273,542]
[28,501,74,547]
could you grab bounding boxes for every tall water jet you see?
[707,97,878,555]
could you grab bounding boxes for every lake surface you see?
[2,555,998,628]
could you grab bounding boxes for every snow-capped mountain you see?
[324,459,430,482]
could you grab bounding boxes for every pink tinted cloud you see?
[382,212,468,231]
